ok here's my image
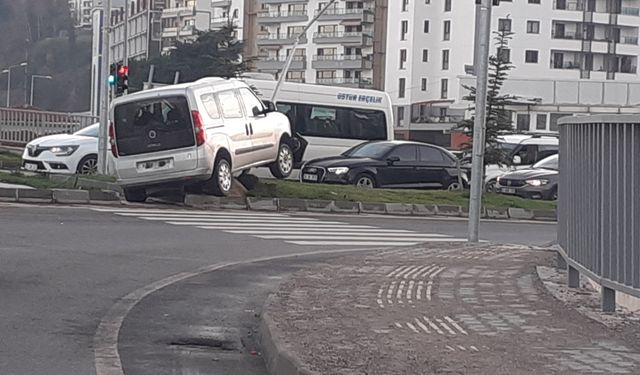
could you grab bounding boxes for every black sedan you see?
[300,141,468,190]
[496,154,558,200]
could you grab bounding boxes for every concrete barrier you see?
[52,189,90,204]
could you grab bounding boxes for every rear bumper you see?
[117,167,212,189]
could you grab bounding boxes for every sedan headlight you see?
[49,145,79,156]
[525,178,549,187]
[328,167,350,175]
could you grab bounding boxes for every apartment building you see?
[109,0,164,63]
[386,0,640,145]
[69,0,101,28]
[249,0,386,88]
[160,0,245,53]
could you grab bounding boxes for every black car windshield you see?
[74,124,99,138]
[533,154,559,170]
[343,142,395,159]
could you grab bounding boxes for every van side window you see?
[200,93,221,119]
[218,90,243,119]
[239,88,264,117]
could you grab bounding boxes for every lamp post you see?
[30,75,53,107]
[2,62,28,107]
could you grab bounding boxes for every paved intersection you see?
[92,207,468,247]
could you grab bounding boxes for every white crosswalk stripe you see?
[92,207,466,247]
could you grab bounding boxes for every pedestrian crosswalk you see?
[91,207,467,247]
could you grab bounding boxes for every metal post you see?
[568,265,580,288]
[468,0,493,242]
[6,69,10,108]
[270,0,337,103]
[30,75,53,107]
[123,0,129,95]
[98,0,112,175]
[602,286,616,312]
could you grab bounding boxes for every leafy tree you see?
[128,25,250,91]
[456,28,518,167]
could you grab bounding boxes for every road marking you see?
[287,241,422,246]
[436,318,457,335]
[226,228,422,234]
[387,265,411,278]
[426,281,434,301]
[257,235,453,241]
[142,217,345,224]
[445,316,469,335]
[406,322,420,334]
[195,223,376,229]
[414,318,431,334]
[424,317,444,335]
[97,208,284,216]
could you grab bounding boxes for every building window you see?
[422,49,429,62]
[498,47,511,63]
[528,0,540,3]
[536,114,547,130]
[401,20,409,40]
[440,78,448,99]
[421,78,428,91]
[525,50,539,63]
[402,0,409,11]
[443,20,451,40]
[444,0,451,12]
[527,20,540,34]
[397,106,405,127]
[400,49,408,69]
[498,18,512,32]
[424,20,430,33]
[399,78,406,98]
[516,114,530,131]
[442,49,450,70]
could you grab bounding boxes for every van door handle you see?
[245,124,249,135]
[249,123,254,135]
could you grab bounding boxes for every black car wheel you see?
[123,187,147,203]
[485,179,497,193]
[446,180,463,191]
[354,174,376,189]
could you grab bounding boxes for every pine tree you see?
[456,28,518,167]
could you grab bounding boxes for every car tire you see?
[446,180,463,191]
[354,173,376,189]
[123,188,147,203]
[204,157,233,197]
[485,179,497,193]
[549,187,558,201]
[269,142,293,179]
[76,154,98,175]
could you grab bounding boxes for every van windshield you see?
[113,96,195,156]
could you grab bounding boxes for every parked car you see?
[109,77,293,202]
[21,123,100,175]
[496,153,558,200]
[300,140,468,190]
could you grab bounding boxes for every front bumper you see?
[496,183,555,200]
[22,158,72,174]
[300,166,350,185]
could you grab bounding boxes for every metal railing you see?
[558,115,640,312]
[0,108,97,146]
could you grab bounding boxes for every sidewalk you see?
[260,243,640,374]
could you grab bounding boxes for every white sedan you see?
[22,124,100,175]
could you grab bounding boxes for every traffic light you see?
[116,64,128,95]
[108,63,118,87]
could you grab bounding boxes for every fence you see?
[558,115,640,312]
[0,108,98,146]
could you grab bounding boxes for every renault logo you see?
[148,130,157,139]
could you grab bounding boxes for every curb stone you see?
[508,207,536,220]
[0,187,122,204]
[52,189,90,204]
[412,204,438,216]
[384,203,413,215]
[331,200,359,213]
[17,189,53,203]
[246,197,278,211]
[304,199,333,212]
[259,296,322,375]
[437,205,463,217]
[360,202,387,214]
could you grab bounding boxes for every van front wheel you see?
[270,142,293,179]
[123,188,147,203]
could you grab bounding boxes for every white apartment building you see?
[252,0,381,87]
[386,0,640,144]
[69,0,101,28]
[161,0,245,53]
[110,0,164,63]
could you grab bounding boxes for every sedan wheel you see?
[355,175,375,189]
[447,181,463,191]
[485,180,497,193]
[77,155,98,175]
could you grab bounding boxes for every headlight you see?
[328,167,349,175]
[461,173,469,182]
[49,146,79,156]
[525,179,549,187]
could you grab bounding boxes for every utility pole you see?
[468,0,493,243]
[271,0,337,103]
[123,0,129,94]
[98,0,112,175]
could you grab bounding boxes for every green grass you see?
[250,180,556,211]
[0,151,21,163]
[0,172,76,189]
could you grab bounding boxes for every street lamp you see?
[30,75,53,107]
[2,62,28,107]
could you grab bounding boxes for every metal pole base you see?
[601,286,616,313]
[568,265,580,288]
[557,252,567,270]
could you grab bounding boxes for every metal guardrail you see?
[558,115,640,312]
[0,108,98,146]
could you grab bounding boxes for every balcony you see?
[315,8,374,23]
[312,31,372,45]
[211,0,231,7]
[621,35,639,44]
[256,33,307,46]
[161,6,194,19]
[311,54,372,70]
[257,10,309,23]
[161,27,178,37]
[622,6,640,15]
[316,77,372,88]
[255,56,307,71]
[211,17,236,28]
[261,0,307,3]
[552,31,582,40]
[554,1,585,11]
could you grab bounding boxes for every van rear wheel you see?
[123,188,147,203]
[270,142,293,179]
[204,157,232,197]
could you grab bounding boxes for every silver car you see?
[109,78,293,202]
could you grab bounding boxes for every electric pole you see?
[468,0,493,242]
[98,0,112,175]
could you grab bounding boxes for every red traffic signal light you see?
[117,65,129,78]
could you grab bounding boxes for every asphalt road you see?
[0,202,556,375]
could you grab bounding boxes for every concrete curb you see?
[184,195,558,222]
[259,295,322,375]
[0,187,122,205]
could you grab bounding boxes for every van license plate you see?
[501,188,516,194]
[24,163,38,171]
[137,158,173,171]
[302,174,318,182]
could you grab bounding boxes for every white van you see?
[242,78,394,167]
[109,77,293,201]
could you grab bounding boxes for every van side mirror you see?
[386,156,400,165]
[512,155,522,165]
[263,100,277,113]
[252,106,262,117]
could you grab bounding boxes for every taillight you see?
[108,121,118,158]
[192,111,206,146]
